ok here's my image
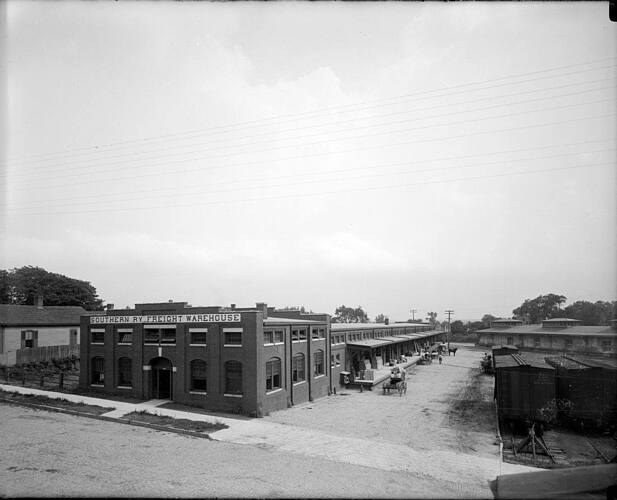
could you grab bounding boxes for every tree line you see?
[0,266,103,310]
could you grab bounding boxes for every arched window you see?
[265,357,281,391]
[225,360,243,395]
[118,357,132,387]
[91,357,105,385]
[313,349,324,376]
[191,359,208,392]
[292,353,305,383]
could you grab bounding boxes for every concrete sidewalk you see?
[0,383,536,498]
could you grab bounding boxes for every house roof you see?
[477,324,616,337]
[264,316,323,325]
[0,304,88,327]
[543,318,581,323]
[331,322,432,331]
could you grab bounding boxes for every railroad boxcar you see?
[494,353,555,425]
[492,345,519,370]
[544,355,617,430]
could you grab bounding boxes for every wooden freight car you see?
[492,345,519,370]
[494,353,555,425]
[544,355,617,430]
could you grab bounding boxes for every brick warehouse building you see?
[79,301,330,417]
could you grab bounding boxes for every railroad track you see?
[584,434,615,464]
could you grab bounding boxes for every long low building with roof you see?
[79,301,447,416]
[477,318,617,356]
[330,321,446,385]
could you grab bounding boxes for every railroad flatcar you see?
[494,353,555,425]
[544,355,617,430]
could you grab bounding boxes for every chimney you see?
[385,317,389,325]
[256,302,268,319]
[231,304,236,310]
[35,295,44,309]
[106,304,114,311]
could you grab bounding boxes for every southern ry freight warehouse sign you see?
[90,313,241,325]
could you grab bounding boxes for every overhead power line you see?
[5,78,613,177]
[8,145,615,212]
[4,57,615,166]
[4,160,613,218]
[4,98,615,192]
[5,108,614,195]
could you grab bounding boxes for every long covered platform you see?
[330,322,446,389]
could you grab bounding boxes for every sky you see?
[1,2,616,321]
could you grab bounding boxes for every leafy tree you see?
[450,320,466,334]
[374,313,388,323]
[0,269,10,303]
[481,314,497,328]
[563,300,616,326]
[512,294,567,324]
[279,306,311,313]
[1,266,104,310]
[426,311,438,328]
[332,305,369,323]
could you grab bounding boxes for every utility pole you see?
[410,309,417,321]
[445,309,454,345]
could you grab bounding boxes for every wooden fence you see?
[1,368,80,392]
[16,344,80,365]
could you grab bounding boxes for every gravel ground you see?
[2,405,466,498]
[0,345,528,498]
[265,344,499,458]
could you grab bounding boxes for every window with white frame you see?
[292,328,307,342]
[225,360,243,394]
[21,330,38,349]
[118,357,132,387]
[266,357,281,391]
[292,353,305,383]
[118,328,133,344]
[602,340,612,352]
[91,328,105,344]
[314,349,324,376]
[312,327,325,340]
[189,328,208,345]
[91,357,105,385]
[224,328,242,346]
[143,325,176,344]
[191,359,208,392]
[264,329,284,345]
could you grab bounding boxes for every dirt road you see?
[266,343,498,458]
[2,404,470,498]
[1,345,532,497]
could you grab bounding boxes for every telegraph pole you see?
[445,309,454,346]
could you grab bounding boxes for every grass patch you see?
[0,390,114,415]
[124,410,228,433]
[159,401,250,420]
[69,389,145,404]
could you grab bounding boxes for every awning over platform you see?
[346,338,395,348]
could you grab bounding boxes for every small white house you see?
[0,299,87,365]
